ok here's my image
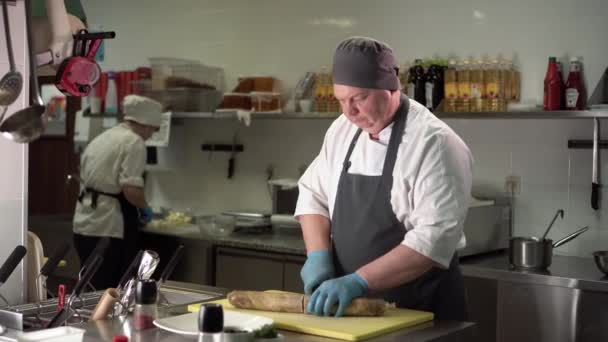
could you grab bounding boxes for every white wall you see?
[82,0,608,258]
[0,0,29,304]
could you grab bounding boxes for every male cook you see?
[295,37,473,320]
[73,95,161,289]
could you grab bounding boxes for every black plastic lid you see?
[135,279,157,305]
[198,303,223,333]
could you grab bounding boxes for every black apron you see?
[77,187,141,272]
[331,94,467,320]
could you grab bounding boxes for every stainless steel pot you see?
[509,226,589,269]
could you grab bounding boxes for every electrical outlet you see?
[504,175,522,195]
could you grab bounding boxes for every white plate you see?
[154,311,274,336]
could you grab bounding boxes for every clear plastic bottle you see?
[510,61,521,102]
[486,59,501,112]
[470,60,484,112]
[105,71,118,114]
[443,60,458,113]
[399,62,410,94]
[503,59,513,104]
[134,279,158,331]
[456,60,471,112]
[314,67,329,113]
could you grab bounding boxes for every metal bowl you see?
[592,251,608,275]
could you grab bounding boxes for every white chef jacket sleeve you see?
[294,131,332,219]
[401,132,473,268]
[118,139,146,188]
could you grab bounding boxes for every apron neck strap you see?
[381,95,410,178]
[341,94,410,174]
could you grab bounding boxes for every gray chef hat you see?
[332,37,400,91]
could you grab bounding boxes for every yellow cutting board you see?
[187,291,434,341]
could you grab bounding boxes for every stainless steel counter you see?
[0,281,474,342]
[144,225,608,293]
[78,317,473,342]
[142,226,307,255]
[460,251,608,292]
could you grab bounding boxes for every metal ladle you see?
[0,0,46,143]
[541,209,564,241]
[0,0,23,107]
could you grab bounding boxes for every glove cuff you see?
[351,273,369,293]
[307,250,330,259]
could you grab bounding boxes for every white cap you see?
[122,95,163,127]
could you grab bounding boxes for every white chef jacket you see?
[73,123,146,239]
[295,99,473,268]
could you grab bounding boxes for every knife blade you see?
[592,117,600,210]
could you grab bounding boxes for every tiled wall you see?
[0,0,28,304]
[81,0,608,258]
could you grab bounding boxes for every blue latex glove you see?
[139,207,154,224]
[307,273,368,317]
[300,250,334,295]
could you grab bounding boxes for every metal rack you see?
[170,110,608,120]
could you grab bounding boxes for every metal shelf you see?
[172,110,608,120]
[435,110,608,119]
[171,111,339,119]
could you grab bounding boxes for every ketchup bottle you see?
[543,57,563,111]
[565,57,586,110]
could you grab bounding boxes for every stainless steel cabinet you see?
[214,247,305,292]
[465,274,608,342]
[496,281,578,342]
[463,276,497,342]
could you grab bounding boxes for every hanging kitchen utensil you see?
[0,0,23,107]
[54,30,114,97]
[540,209,564,241]
[0,0,47,143]
[592,117,600,209]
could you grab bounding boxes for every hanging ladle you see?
[0,0,24,107]
[541,209,564,241]
[0,0,46,143]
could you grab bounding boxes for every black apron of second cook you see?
[330,94,467,320]
[76,187,141,287]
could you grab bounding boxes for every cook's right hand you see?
[300,250,334,295]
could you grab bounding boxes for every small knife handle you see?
[592,182,600,210]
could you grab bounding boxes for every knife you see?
[592,117,600,210]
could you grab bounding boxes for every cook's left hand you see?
[139,207,154,224]
[307,273,368,317]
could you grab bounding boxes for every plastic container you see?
[250,92,282,112]
[18,327,85,342]
[219,93,252,111]
[149,57,225,92]
[135,80,223,112]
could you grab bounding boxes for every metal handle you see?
[24,0,43,106]
[541,209,564,240]
[553,226,589,248]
